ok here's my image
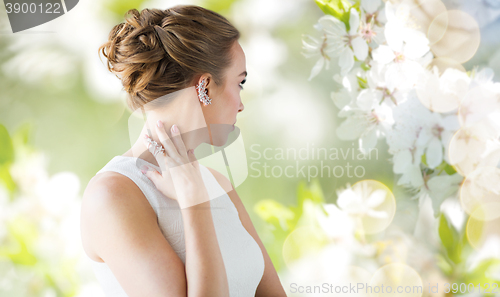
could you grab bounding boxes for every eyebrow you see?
[240,71,247,77]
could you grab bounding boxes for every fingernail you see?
[140,165,148,174]
[157,120,162,128]
[171,124,178,134]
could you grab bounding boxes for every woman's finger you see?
[142,133,168,171]
[140,165,161,184]
[187,149,199,170]
[155,120,182,163]
[169,124,189,162]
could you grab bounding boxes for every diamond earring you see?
[196,78,212,105]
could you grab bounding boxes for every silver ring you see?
[147,138,165,157]
[154,145,165,157]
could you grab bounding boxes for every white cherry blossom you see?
[416,113,461,168]
[302,31,340,81]
[305,9,369,77]
[459,82,500,128]
[392,148,425,188]
[331,67,364,110]
[386,92,433,187]
[371,2,431,91]
[338,9,370,75]
[336,87,394,154]
[365,62,408,107]
[449,120,500,176]
[417,174,464,216]
[360,0,386,46]
[316,203,355,243]
[361,0,381,15]
[415,66,471,113]
[337,185,388,219]
[304,0,500,219]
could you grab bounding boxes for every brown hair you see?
[98,5,240,111]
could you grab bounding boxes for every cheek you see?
[223,87,240,112]
[230,87,241,108]
[207,87,240,123]
[231,94,240,109]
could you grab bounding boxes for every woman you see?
[80,5,286,297]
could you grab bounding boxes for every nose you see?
[238,101,244,112]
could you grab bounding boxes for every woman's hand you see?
[141,120,209,209]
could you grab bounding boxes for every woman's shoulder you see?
[83,170,150,210]
[81,171,156,262]
[85,171,134,198]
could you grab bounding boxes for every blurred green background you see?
[2,0,500,296]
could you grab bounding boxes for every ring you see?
[153,145,165,157]
[147,138,165,157]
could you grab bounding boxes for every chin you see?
[208,123,234,147]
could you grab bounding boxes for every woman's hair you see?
[98,5,240,111]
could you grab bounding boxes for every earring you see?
[196,78,212,105]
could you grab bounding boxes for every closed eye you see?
[239,78,246,90]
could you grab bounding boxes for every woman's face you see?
[201,41,246,146]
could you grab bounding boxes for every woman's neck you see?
[122,86,210,167]
[123,121,211,168]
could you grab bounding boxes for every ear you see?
[196,74,213,98]
[196,74,211,86]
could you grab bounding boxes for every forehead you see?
[229,41,246,72]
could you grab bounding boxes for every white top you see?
[88,156,265,297]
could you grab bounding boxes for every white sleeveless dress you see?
[87,156,265,297]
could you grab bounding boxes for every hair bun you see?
[98,5,240,112]
[152,25,168,54]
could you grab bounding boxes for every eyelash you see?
[239,78,246,90]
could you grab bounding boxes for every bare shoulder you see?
[82,171,153,213]
[84,171,136,199]
[80,171,156,262]
[81,171,188,296]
